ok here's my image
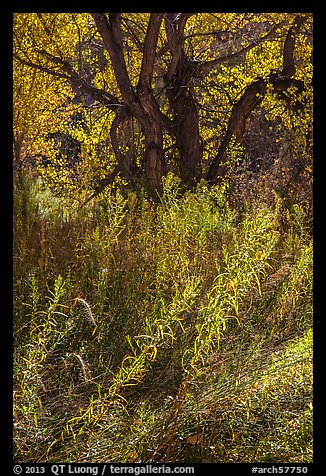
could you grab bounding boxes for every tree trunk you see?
[165,64,202,185]
[164,13,202,186]
[137,14,164,194]
[138,85,164,194]
[13,137,23,183]
[92,13,164,194]
[176,100,201,185]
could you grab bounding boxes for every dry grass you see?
[13,174,313,463]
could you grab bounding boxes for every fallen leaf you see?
[187,432,204,445]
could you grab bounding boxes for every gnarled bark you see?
[92,13,163,194]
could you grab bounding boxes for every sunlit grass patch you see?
[13,175,313,463]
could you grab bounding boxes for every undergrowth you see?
[13,173,313,463]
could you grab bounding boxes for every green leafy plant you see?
[13,173,312,463]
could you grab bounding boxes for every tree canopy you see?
[13,12,313,200]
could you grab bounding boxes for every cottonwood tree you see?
[13,12,312,198]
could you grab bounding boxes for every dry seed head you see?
[72,353,91,382]
[268,264,291,285]
[74,297,97,326]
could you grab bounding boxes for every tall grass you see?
[13,173,313,463]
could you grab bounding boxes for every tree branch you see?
[13,52,71,81]
[139,13,163,88]
[206,77,267,183]
[164,13,188,81]
[13,51,122,112]
[91,13,140,114]
[206,15,310,184]
[80,108,131,206]
[197,21,287,77]
[110,107,133,177]
[281,14,310,78]
[121,17,145,52]
[80,164,121,207]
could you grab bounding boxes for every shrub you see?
[13,173,313,463]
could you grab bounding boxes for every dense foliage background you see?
[13,12,313,463]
